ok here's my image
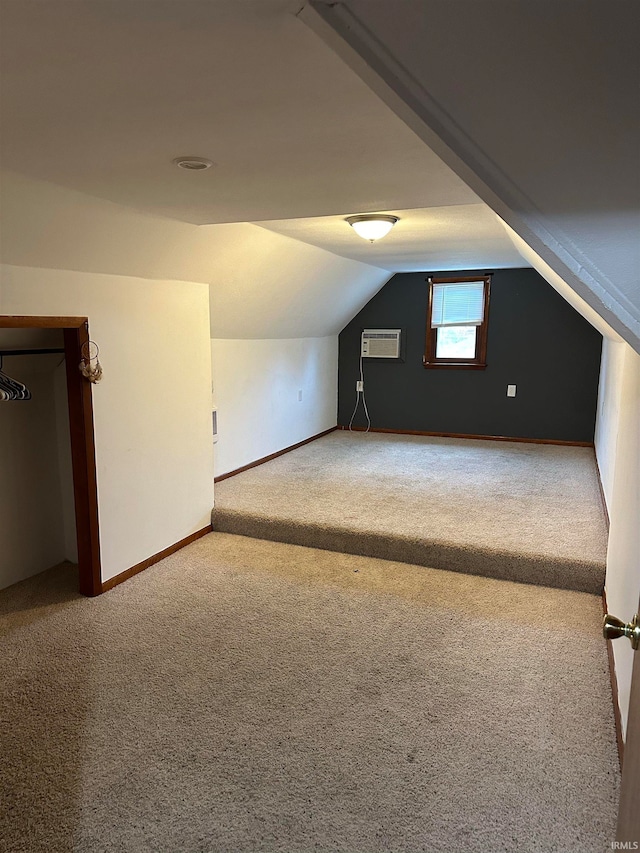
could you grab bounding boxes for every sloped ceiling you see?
[0,171,390,338]
[2,0,633,347]
[203,224,391,338]
[257,205,524,271]
[303,0,640,353]
[499,221,622,343]
[0,0,529,341]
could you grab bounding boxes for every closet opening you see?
[0,316,101,596]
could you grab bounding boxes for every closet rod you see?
[0,348,65,356]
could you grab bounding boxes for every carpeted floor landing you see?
[1,533,619,853]
[213,431,608,594]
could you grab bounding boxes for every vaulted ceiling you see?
[0,170,393,338]
[257,205,523,272]
[1,0,633,346]
[303,0,640,351]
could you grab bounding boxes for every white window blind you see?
[431,281,485,327]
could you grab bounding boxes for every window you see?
[424,275,491,369]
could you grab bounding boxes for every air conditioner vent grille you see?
[361,329,401,358]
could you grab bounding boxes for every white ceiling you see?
[0,0,478,225]
[257,204,524,271]
[0,0,532,340]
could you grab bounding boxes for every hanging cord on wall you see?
[348,353,371,433]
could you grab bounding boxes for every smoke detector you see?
[172,157,214,171]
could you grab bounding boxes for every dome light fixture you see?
[346,214,399,242]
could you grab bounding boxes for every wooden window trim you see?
[424,275,491,370]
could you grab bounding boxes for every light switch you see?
[507,384,517,397]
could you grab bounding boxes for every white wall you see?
[0,264,214,584]
[0,360,68,589]
[595,339,627,512]
[211,336,338,478]
[0,171,386,582]
[598,342,640,739]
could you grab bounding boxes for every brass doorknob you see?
[603,613,640,650]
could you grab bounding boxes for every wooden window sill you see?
[423,361,487,370]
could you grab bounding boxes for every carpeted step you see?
[211,508,605,595]
[212,432,608,596]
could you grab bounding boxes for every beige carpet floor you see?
[1,533,618,853]
[213,431,608,593]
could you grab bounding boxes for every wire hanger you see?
[0,355,32,401]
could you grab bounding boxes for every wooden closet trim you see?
[0,315,102,596]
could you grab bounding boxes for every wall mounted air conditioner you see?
[361,329,402,358]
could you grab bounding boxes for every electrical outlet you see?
[356,380,364,392]
[507,384,517,397]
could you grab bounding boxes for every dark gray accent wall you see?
[338,268,602,442]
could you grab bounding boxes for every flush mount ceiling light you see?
[346,214,399,242]
[172,156,214,171]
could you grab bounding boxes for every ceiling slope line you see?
[299,0,640,353]
[249,221,393,273]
